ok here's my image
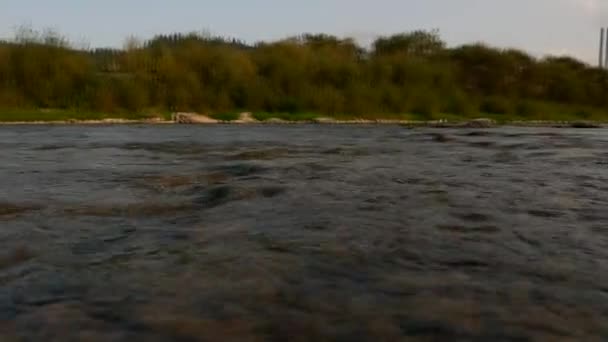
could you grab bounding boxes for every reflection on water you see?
[1,125,607,341]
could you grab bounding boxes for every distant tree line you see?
[0,27,607,119]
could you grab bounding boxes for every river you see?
[0,125,607,341]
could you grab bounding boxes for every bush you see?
[480,96,512,115]
[441,91,477,117]
[0,28,607,120]
[408,89,441,120]
[515,100,543,118]
[573,108,593,120]
[209,112,240,121]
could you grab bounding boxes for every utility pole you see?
[600,28,605,69]
[605,27,608,69]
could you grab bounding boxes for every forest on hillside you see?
[0,27,607,121]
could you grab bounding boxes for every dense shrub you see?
[515,100,543,118]
[0,27,607,120]
[480,96,512,115]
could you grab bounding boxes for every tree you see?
[373,30,445,56]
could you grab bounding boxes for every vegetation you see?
[0,108,162,122]
[0,27,607,121]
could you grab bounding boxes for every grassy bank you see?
[2,105,607,125]
[0,109,171,122]
[200,101,608,123]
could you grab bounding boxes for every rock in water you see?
[461,118,496,128]
[570,121,602,128]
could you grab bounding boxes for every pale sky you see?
[1,0,607,64]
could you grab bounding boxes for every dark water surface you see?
[1,125,607,341]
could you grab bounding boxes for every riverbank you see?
[0,120,605,128]
[0,110,606,128]
[0,118,174,125]
[0,118,604,128]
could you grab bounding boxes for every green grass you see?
[0,109,163,122]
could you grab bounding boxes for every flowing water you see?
[0,125,607,341]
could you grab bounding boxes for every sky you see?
[1,0,607,64]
